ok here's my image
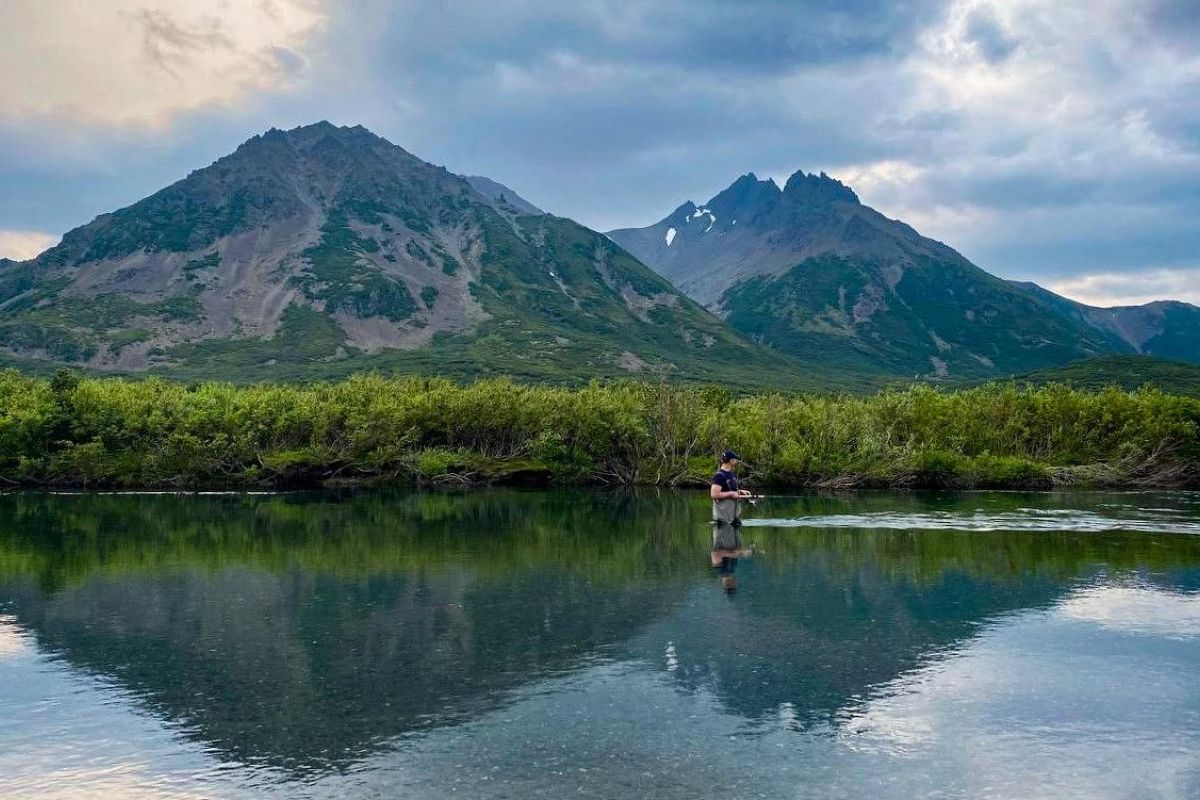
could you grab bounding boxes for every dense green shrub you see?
[0,370,1195,489]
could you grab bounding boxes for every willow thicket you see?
[0,370,1196,489]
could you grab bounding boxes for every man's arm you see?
[710,479,744,500]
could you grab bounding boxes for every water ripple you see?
[743,509,1200,534]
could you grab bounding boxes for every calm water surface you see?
[2,490,1200,799]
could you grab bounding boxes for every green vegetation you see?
[416,211,818,389]
[2,291,202,331]
[293,209,417,321]
[405,239,434,268]
[722,254,1112,379]
[94,210,821,389]
[183,252,220,284]
[1011,355,1200,397]
[0,263,66,309]
[0,290,203,364]
[161,304,354,372]
[0,372,1194,489]
[70,190,248,259]
[184,252,220,273]
[0,323,95,362]
[106,329,153,354]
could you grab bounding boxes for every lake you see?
[2,489,1199,799]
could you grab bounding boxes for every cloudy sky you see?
[1,0,1198,306]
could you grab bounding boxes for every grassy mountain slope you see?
[722,253,1114,379]
[0,123,806,388]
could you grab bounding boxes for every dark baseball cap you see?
[722,449,740,462]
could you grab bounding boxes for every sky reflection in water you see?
[1,490,1198,799]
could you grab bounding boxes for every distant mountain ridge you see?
[0,122,801,386]
[1007,281,1200,363]
[609,172,1200,379]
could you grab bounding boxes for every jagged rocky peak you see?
[230,121,336,162]
[781,170,859,206]
[224,122,434,183]
[705,173,781,223]
[668,200,697,221]
[254,120,381,148]
[658,169,857,233]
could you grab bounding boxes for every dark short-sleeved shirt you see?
[711,469,738,494]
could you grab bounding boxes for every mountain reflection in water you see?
[1,490,1199,799]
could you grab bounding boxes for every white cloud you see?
[0,0,1197,298]
[1046,267,1200,307]
[833,159,926,197]
[837,0,1200,287]
[827,159,1001,245]
[1059,584,1200,638]
[834,586,1200,797]
[0,229,58,260]
[0,0,327,128]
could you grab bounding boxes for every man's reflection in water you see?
[711,524,754,596]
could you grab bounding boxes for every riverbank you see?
[1,370,1197,490]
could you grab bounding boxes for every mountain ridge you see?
[1007,280,1200,362]
[463,175,543,216]
[607,170,967,309]
[0,122,807,387]
[3,129,1195,389]
[608,171,1200,379]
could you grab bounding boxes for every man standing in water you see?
[711,449,752,527]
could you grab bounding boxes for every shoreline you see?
[1,463,1195,493]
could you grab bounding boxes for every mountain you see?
[463,175,543,215]
[1008,281,1200,363]
[605,171,1002,313]
[0,122,803,386]
[608,172,1199,379]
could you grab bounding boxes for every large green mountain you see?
[608,172,1199,380]
[0,123,802,386]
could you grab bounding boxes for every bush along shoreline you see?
[1,370,1197,491]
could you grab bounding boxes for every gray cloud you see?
[1,0,1198,306]
[369,0,943,77]
[135,8,235,76]
[1145,0,1200,42]
[963,7,1017,63]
